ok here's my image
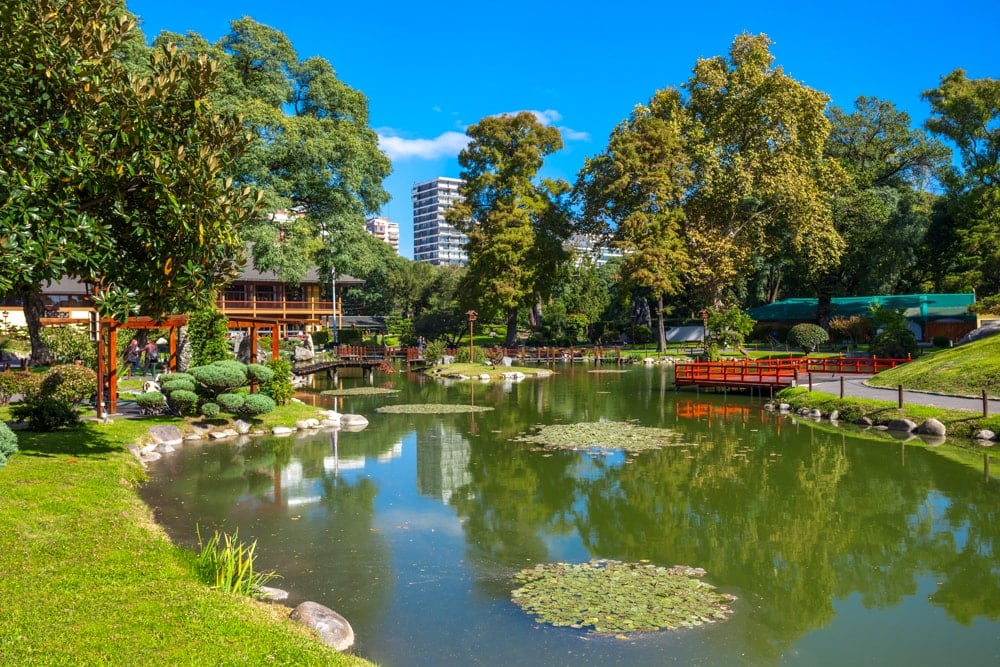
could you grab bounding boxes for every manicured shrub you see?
[187,305,231,366]
[189,362,247,394]
[245,363,274,385]
[216,393,246,412]
[236,393,276,417]
[423,340,446,364]
[166,389,199,416]
[932,335,951,348]
[631,325,654,345]
[263,359,294,406]
[11,397,80,431]
[311,330,330,348]
[787,323,829,353]
[160,379,196,395]
[0,421,18,467]
[0,371,41,403]
[871,329,918,359]
[200,402,220,418]
[157,372,196,385]
[134,391,166,413]
[38,364,98,405]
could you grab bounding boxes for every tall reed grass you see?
[195,526,278,597]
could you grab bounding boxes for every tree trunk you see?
[504,306,518,348]
[816,290,833,329]
[765,265,782,303]
[529,297,543,330]
[18,283,54,366]
[656,294,667,352]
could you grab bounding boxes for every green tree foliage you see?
[447,112,572,347]
[683,34,846,305]
[39,325,97,368]
[156,18,391,284]
[787,323,830,353]
[186,305,230,367]
[577,89,692,350]
[869,303,918,359]
[0,1,260,363]
[262,358,294,405]
[706,307,756,350]
[0,421,19,467]
[922,70,1000,295]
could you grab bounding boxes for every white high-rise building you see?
[412,177,468,265]
[365,216,400,254]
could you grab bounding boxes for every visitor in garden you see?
[142,340,159,374]
[124,339,140,376]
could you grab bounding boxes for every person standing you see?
[142,340,158,374]
[124,339,140,377]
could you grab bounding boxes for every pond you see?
[140,364,1000,666]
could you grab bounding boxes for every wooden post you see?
[808,371,813,391]
[840,376,845,399]
[898,384,904,409]
[984,389,990,418]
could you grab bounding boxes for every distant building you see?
[412,177,468,265]
[366,216,400,254]
[566,233,625,267]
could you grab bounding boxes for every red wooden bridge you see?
[673,355,910,391]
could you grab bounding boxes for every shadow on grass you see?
[11,423,122,458]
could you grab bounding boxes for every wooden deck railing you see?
[674,355,910,388]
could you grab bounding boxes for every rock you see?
[272,426,295,436]
[184,434,203,441]
[293,346,315,362]
[778,403,791,412]
[915,418,946,437]
[973,429,996,442]
[874,424,889,431]
[295,418,320,430]
[502,372,527,382]
[478,374,491,381]
[319,419,340,428]
[209,429,239,439]
[829,410,840,422]
[501,356,513,367]
[289,601,354,652]
[340,414,369,431]
[259,586,289,602]
[854,416,873,426]
[809,409,822,418]
[886,419,917,433]
[234,420,251,435]
[763,403,775,411]
[147,424,183,447]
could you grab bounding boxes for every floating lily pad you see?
[588,369,628,374]
[375,403,494,414]
[320,387,400,396]
[511,560,735,635]
[514,421,693,453]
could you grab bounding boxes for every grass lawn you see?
[0,408,373,667]
[868,334,1000,398]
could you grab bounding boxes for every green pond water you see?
[139,364,1000,666]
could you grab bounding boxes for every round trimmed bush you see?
[189,362,247,393]
[787,323,829,353]
[166,389,199,416]
[157,372,196,385]
[246,363,274,384]
[871,329,918,359]
[134,391,166,412]
[216,393,246,412]
[160,379,196,395]
[200,402,220,418]
[40,364,97,405]
[237,393,276,417]
[0,421,18,467]
[932,335,951,348]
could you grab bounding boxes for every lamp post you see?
[699,308,709,347]
[466,310,477,362]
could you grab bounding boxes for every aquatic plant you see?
[194,526,278,598]
[514,421,692,453]
[321,387,400,396]
[511,560,735,634]
[376,403,494,414]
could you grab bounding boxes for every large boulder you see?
[147,424,183,447]
[957,319,1000,345]
[886,418,917,433]
[915,418,947,437]
[289,601,354,652]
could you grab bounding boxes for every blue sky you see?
[125,0,999,259]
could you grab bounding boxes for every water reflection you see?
[140,366,1000,666]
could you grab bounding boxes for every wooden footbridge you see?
[673,355,910,392]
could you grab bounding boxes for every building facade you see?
[411,177,468,265]
[365,216,400,254]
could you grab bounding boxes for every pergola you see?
[95,315,281,416]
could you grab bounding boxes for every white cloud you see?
[493,109,590,142]
[378,131,470,161]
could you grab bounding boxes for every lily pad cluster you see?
[511,560,736,634]
[514,421,692,453]
[320,387,399,396]
[375,403,495,414]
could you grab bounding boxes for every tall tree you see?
[576,89,692,350]
[801,97,949,322]
[683,33,845,306]
[921,69,1000,295]
[0,0,259,363]
[155,18,392,283]
[446,112,570,347]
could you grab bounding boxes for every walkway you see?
[808,374,1000,414]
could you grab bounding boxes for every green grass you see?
[776,386,1000,440]
[867,334,1000,398]
[0,408,373,666]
